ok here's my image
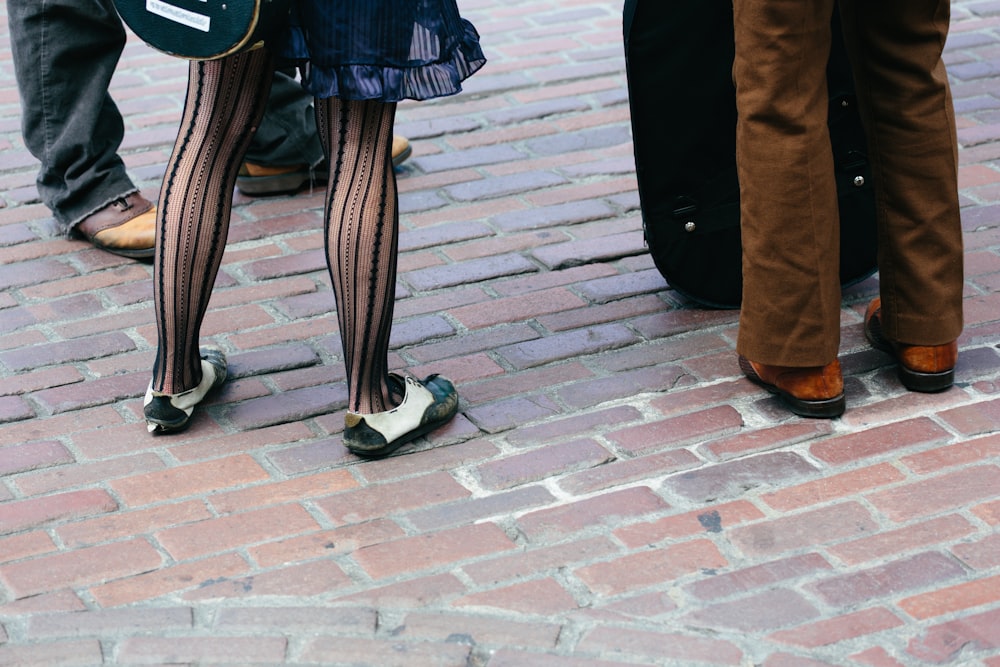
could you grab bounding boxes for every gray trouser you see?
[7,0,323,231]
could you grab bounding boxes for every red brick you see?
[558,447,701,496]
[353,523,516,580]
[607,406,743,455]
[667,451,819,503]
[117,637,288,664]
[157,504,321,560]
[507,405,642,447]
[686,589,820,632]
[213,606,375,634]
[648,381,755,420]
[168,421,315,462]
[248,519,405,567]
[406,485,555,531]
[579,625,743,665]
[0,539,162,599]
[313,471,471,525]
[849,647,909,667]
[761,463,905,511]
[396,610,560,650]
[476,438,613,489]
[109,454,271,506]
[0,406,126,446]
[462,536,619,586]
[768,607,904,648]
[827,514,977,565]
[729,502,879,557]
[458,361,593,406]
[686,553,832,601]
[183,559,352,600]
[25,607,192,638]
[355,439,499,484]
[700,421,834,461]
[536,294,669,333]
[57,500,212,548]
[0,531,57,564]
[486,649,636,667]
[556,366,686,411]
[906,607,1000,663]
[15,453,165,497]
[975,498,1000,525]
[898,571,1000,620]
[453,578,578,615]
[574,539,727,596]
[813,552,966,608]
[585,591,678,620]
[614,500,764,549]
[0,489,117,535]
[953,533,1000,570]
[899,432,1000,474]
[0,440,73,476]
[938,396,1000,436]
[763,654,840,667]
[0,589,86,616]
[0,640,103,666]
[208,469,359,514]
[0,365,83,396]
[810,417,952,465]
[449,286,585,329]
[89,553,248,607]
[300,637,470,667]
[865,465,1000,521]
[337,573,467,608]
[516,487,669,543]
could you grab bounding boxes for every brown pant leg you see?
[733,0,842,367]
[839,0,964,346]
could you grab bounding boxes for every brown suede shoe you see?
[864,298,957,393]
[739,355,845,418]
[75,193,156,259]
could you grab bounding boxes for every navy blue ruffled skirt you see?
[277,0,486,102]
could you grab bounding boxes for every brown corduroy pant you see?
[733,0,964,367]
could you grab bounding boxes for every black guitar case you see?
[624,0,877,309]
[114,0,290,60]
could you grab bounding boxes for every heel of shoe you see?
[898,365,954,393]
[144,347,228,434]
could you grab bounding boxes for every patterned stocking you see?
[316,97,399,414]
[152,49,274,394]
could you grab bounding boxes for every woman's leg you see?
[152,49,274,395]
[315,97,399,414]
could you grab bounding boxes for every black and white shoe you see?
[143,347,228,433]
[343,373,459,458]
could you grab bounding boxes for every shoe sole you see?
[91,242,155,260]
[897,366,954,393]
[750,378,846,419]
[346,411,452,459]
[236,172,314,197]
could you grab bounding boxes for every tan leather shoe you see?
[75,193,156,259]
[391,135,412,166]
[237,135,414,197]
[739,355,845,418]
[864,298,957,392]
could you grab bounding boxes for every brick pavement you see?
[1,0,1000,664]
